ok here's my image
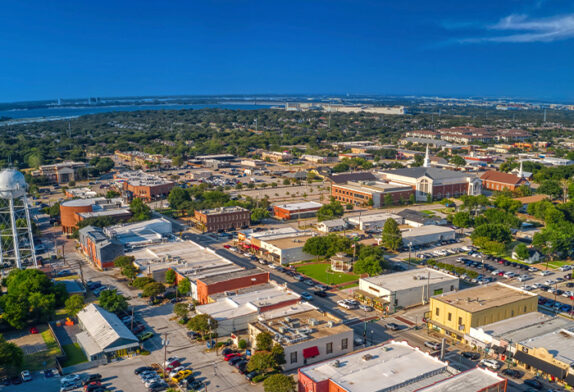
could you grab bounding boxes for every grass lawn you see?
[421,210,436,216]
[61,343,88,367]
[546,260,573,269]
[22,329,62,371]
[295,263,359,285]
[338,282,359,290]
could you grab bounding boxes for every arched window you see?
[419,179,429,194]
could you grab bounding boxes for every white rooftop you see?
[274,201,323,211]
[105,218,172,246]
[417,368,504,392]
[257,302,317,321]
[300,341,448,392]
[520,328,574,365]
[196,283,300,321]
[361,268,458,292]
[402,225,455,237]
[348,213,403,224]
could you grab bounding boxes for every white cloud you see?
[455,13,574,44]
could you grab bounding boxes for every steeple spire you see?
[423,144,431,168]
[518,160,523,178]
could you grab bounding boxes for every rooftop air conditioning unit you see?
[327,321,335,328]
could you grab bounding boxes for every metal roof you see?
[77,304,138,352]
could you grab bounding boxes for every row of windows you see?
[288,338,348,364]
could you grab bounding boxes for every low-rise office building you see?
[33,161,87,184]
[401,226,456,246]
[114,171,175,201]
[331,181,414,207]
[78,226,124,270]
[316,218,348,233]
[248,309,353,371]
[104,218,172,249]
[194,206,250,232]
[347,213,403,231]
[357,268,459,313]
[196,269,270,304]
[273,201,323,220]
[259,233,315,265]
[428,283,538,340]
[298,341,506,392]
[480,170,528,192]
[397,209,447,227]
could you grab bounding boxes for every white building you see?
[105,218,173,248]
[401,225,456,246]
[359,268,459,312]
[248,308,354,371]
[259,234,315,265]
[316,218,348,233]
[347,213,403,231]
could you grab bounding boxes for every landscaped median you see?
[295,262,360,285]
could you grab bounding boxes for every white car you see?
[491,270,500,276]
[559,265,573,272]
[20,370,32,382]
[504,271,517,279]
[480,359,501,370]
[61,375,81,385]
[521,285,534,291]
[518,275,532,282]
[540,270,552,276]
[545,280,557,285]
[168,367,185,378]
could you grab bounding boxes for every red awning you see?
[303,346,319,359]
[251,245,260,250]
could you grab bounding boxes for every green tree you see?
[449,155,466,167]
[381,218,402,251]
[29,292,56,323]
[65,295,85,317]
[303,236,329,260]
[168,187,190,210]
[251,207,270,224]
[256,331,273,351]
[106,190,120,198]
[129,198,152,221]
[142,282,166,297]
[0,334,24,371]
[472,224,512,243]
[132,276,155,289]
[173,303,189,320]
[538,180,562,200]
[121,264,138,280]
[99,289,128,313]
[165,269,176,285]
[384,193,393,207]
[271,343,286,366]
[263,374,296,392]
[187,314,217,336]
[353,255,383,276]
[247,351,275,373]
[178,277,191,296]
[0,294,29,329]
[514,243,530,260]
[316,200,344,222]
[113,255,135,269]
[452,211,472,229]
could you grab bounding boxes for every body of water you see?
[0,103,275,124]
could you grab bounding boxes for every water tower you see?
[0,169,37,269]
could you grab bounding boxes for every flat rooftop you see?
[196,283,300,321]
[198,268,267,285]
[252,309,351,346]
[338,181,412,193]
[265,235,314,250]
[402,226,455,236]
[473,312,574,343]
[274,201,323,211]
[300,341,448,392]
[130,240,243,279]
[198,206,248,215]
[432,283,536,313]
[77,208,131,219]
[257,303,317,321]
[520,329,574,365]
[362,268,458,292]
[106,218,172,246]
[348,213,403,224]
[417,367,504,392]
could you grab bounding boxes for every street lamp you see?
[408,242,413,266]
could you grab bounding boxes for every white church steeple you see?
[423,144,431,168]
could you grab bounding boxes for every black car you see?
[0,377,10,386]
[313,290,327,297]
[11,376,22,385]
[182,375,196,385]
[501,369,522,378]
[190,380,204,390]
[228,356,244,366]
[386,323,401,331]
[523,379,543,390]
[461,352,480,360]
[236,360,249,374]
[148,383,168,392]
[221,348,235,356]
[245,371,259,381]
[135,366,155,375]
[83,374,102,385]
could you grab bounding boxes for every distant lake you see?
[0,103,275,124]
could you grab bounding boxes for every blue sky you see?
[1,0,574,102]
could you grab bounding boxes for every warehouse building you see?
[104,218,172,249]
[401,225,456,246]
[248,308,353,371]
[428,283,538,340]
[297,341,506,392]
[357,268,459,313]
[397,209,447,227]
[316,218,348,233]
[259,233,315,265]
[78,226,124,270]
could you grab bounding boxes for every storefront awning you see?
[492,345,506,354]
[514,350,567,379]
[303,346,319,359]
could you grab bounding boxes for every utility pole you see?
[130,306,135,333]
[162,333,169,380]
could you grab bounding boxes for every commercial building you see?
[60,197,128,234]
[128,240,243,295]
[378,147,482,201]
[104,218,172,249]
[259,233,315,265]
[301,154,329,164]
[65,187,98,199]
[357,268,459,313]
[196,269,270,304]
[194,206,250,232]
[32,161,87,184]
[114,171,175,201]
[326,171,377,185]
[195,282,301,335]
[428,283,538,340]
[297,341,506,392]
[76,304,140,363]
[248,309,353,371]
[261,151,292,162]
[114,150,172,168]
[480,171,528,192]
[316,219,348,233]
[397,209,447,227]
[347,213,403,231]
[401,226,456,246]
[331,181,414,207]
[273,201,323,220]
[78,226,124,270]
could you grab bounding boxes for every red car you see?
[224,353,242,361]
[166,361,181,372]
[29,327,38,334]
[223,245,231,249]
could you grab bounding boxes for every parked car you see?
[424,341,441,351]
[82,374,102,385]
[313,290,327,297]
[479,359,501,370]
[359,304,374,312]
[386,322,401,331]
[501,368,522,378]
[523,379,543,390]
[461,351,480,360]
[61,375,81,384]
[300,292,313,301]
[20,370,32,382]
[224,353,243,361]
[138,331,154,341]
[134,366,155,375]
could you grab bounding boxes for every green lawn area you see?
[22,329,62,371]
[546,260,573,269]
[421,210,436,216]
[296,263,359,285]
[61,343,88,367]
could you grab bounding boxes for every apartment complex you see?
[428,283,538,340]
[248,309,353,371]
[194,206,251,232]
[113,171,175,201]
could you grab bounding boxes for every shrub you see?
[238,339,247,349]
[252,374,266,383]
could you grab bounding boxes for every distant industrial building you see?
[347,213,403,231]
[193,206,250,232]
[273,201,323,220]
[357,268,459,313]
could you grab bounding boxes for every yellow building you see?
[428,283,538,340]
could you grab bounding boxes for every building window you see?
[458,317,462,326]
[447,313,452,321]
[290,351,297,364]
[341,338,348,350]
[435,307,439,316]
[524,306,527,313]
[326,342,333,354]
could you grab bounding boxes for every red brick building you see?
[194,206,251,232]
[114,171,175,201]
[331,181,414,207]
[196,269,270,304]
[273,201,323,220]
[480,170,528,192]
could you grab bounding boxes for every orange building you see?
[273,201,323,220]
[114,171,175,201]
[480,171,528,192]
[196,270,269,304]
